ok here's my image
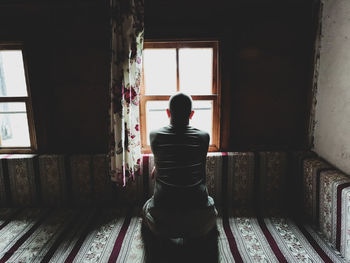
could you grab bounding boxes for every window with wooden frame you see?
[140,40,220,153]
[0,44,37,152]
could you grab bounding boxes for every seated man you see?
[142,92,217,239]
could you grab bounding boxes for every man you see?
[142,92,217,240]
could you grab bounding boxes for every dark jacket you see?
[150,124,210,208]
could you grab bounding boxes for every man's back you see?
[150,125,210,209]
[150,124,209,187]
[142,93,217,239]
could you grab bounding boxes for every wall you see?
[0,0,110,154]
[313,0,350,174]
[0,0,317,153]
[146,0,317,151]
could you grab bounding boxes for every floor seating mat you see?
[0,208,345,262]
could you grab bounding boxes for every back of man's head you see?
[169,92,193,126]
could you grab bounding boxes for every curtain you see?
[109,0,144,186]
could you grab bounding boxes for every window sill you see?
[0,148,36,154]
[142,145,219,154]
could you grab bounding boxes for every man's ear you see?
[166,109,171,118]
[189,110,194,119]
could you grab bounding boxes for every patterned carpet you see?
[0,208,345,263]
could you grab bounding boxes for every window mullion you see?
[0,97,28,102]
[142,95,171,101]
[191,95,217,100]
[176,47,180,92]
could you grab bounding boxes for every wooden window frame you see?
[0,43,37,153]
[140,40,220,153]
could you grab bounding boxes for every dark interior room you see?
[0,0,349,262]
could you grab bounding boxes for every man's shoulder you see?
[150,125,209,141]
[150,126,172,141]
[187,126,210,144]
[188,126,209,137]
[150,126,170,135]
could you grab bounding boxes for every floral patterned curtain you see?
[109,0,144,186]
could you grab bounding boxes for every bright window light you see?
[0,48,35,149]
[0,102,31,147]
[146,100,213,145]
[146,101,169,144]
[140,41,220,151]
[143,49,177,95]
[191,100,213,142]
[0,51,28,97]
[179,48,213,95]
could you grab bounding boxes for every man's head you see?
[166,92,194,126]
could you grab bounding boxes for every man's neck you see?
[170,119,189,128]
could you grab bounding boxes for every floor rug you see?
[0,208,345,262]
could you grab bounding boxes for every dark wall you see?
[0,0,317,153]
[0,1,110,154]
[146,0,317,151]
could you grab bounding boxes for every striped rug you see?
[0,208,345,262]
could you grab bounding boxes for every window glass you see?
[140,41,219,151]
[0,50,28,97]
[191,100,213,143]
[145,100,213,144]
[146,100,169,144]
[0,102,30,147]
[143,49,177,95]
[179,48,213,95]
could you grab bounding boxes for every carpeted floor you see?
[0,208,345,262]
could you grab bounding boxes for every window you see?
[0,44,37,152]
[140,41,220,152]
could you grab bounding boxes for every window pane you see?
[0,50,28,97]
[0,102,26,112]
[0,102,30,147]
[146,101,169,144]
[190,100,213,144]
[179,48,213,95]
[143,49,177,95]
